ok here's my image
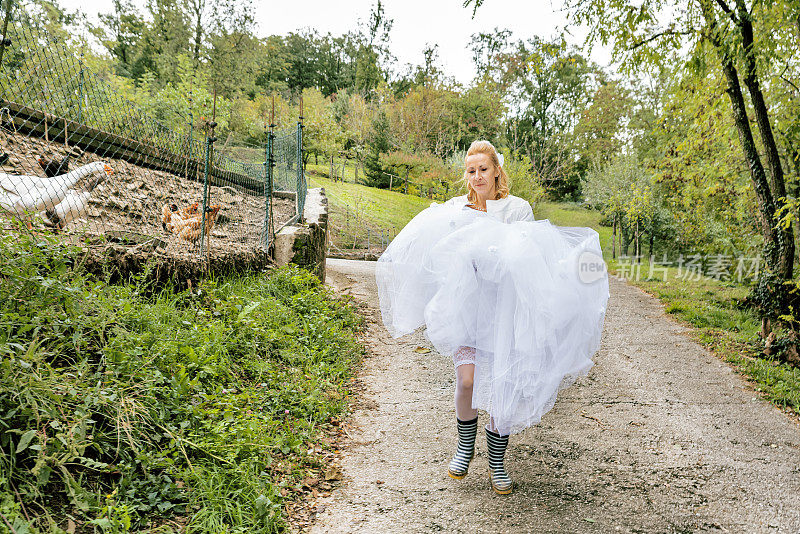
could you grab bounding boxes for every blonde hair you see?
[464,140,510,204]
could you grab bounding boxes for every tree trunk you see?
[700,0,780,275]
[620,217,630,256]
[612,214,617,260]
[734,0,794,279]
[330,153,335,182]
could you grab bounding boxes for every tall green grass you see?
[0,230,363,532]
[307,173,434,249]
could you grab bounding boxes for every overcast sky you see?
[56,0,613,85]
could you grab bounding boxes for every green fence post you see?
[200,120,217,257]
[262,106,274,250]
[77,50,85,123]
[297,98,305,219]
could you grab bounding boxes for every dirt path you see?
[312,258,800,534]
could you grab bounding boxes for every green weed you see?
[0,231,363,532]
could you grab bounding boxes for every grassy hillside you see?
[307,173,432,230]
[308,170,613,253]
[307,173,434,249]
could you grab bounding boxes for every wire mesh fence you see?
[0,15,305,271]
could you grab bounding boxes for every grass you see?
[0,230,364,533]
[306,172,434,249]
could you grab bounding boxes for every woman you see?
[375,140,609,495]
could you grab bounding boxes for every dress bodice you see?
[441,194,534,224]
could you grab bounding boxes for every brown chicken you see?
[179,202,199,219]
[161,202,201,233]
[161,203,179,231]
[175,205,221,243]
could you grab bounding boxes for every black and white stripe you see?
[486,427,513,494]
[448,416,478,479]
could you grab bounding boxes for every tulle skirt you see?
[375,203,610,435]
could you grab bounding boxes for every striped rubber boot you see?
[448,416,478,479]
[486,427,513,494]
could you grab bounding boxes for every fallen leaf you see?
[324,465,342,481]
[413,346,431,353]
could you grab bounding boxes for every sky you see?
[56,0,613,85]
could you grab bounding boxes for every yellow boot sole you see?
[490,473,513,495]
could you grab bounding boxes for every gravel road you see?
[311,258,800,534]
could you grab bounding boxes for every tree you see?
[93,0,145,77]
[363,109,391,187]
[353,1,393,99]
[583,153,655,258]
[255,35,290,94]
[556,0,796,314]
[285,30,320,95]
[470,30,594,199]
[206,0,258,98]
[301,88,345,170]
[573,80,634,167]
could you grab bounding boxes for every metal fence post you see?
[200,120,217,258]
[77,50,85,122]
[297,97,305,220]
[262,97,275,250]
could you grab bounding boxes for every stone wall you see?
[274,188,329,282]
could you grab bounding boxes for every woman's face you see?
[465,153,498,200]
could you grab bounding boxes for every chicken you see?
[42,172,107,231]
[161,203,178,231]
[180,202,199,219]
[0,162,113,226]
[43,190,92,231]
[161,202,200,233]
[37,154,69,178]
[175,205,221,243]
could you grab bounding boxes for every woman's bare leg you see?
[449,360,478,479]
[454,363,478,421]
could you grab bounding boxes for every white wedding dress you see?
[375,200,610,435]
